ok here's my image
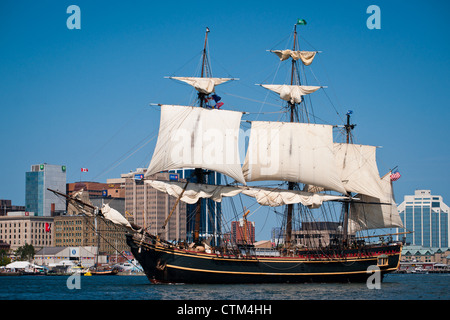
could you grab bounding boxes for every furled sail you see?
[347,172,404,234]
[270,50,317,65]
[145,105,246,185]
[145,180,243,204]
[242,121,347,194]
[145,180,347,209]
[67,189,94,216]
[241,187,347,208]
[101,203,140,232]
[259,84,321,104]
[168,77,235,94]
[333,143,385,199]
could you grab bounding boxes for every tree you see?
[0,249,11,266]
[15,243,35,261]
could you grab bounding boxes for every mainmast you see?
[193,27,210,243]
[342,110,356,244]
[285,24,298,247]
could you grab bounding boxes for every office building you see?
[53,214,128,256]
[231,219,255,245]
[25,164,66,216]
[123,169,186,242]
[397,190,449,248]
[57,187,127,256]
[67,181,124,198]
[0,212,53,251]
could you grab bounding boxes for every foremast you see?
[193,27,210,244]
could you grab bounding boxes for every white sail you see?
[348,172,404,234]
[241,187,347,208]
[145,180,243,204]
[101,203,138,232]
[270,50,317,65]
[145,105,246,185]
[67,189,94,216]
[334,143,385,199]
[168,76,234,94]
[242,121,347,194]
[259,84,321,104]
[146,180,346,209]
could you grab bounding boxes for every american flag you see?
[390,170,401,181]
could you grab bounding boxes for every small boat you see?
[88,269,119,276]
[70,264,89,275]
[0,270,22,276]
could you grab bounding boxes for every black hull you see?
[126,234,402,284]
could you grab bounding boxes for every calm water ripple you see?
[0,273,448,300]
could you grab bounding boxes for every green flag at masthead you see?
[296,19,307,25]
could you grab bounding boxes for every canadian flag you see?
[45,223,51,233]
[81,168,88,172]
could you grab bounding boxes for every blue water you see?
[0,273,448,300]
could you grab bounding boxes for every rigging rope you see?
[57,194,142,270]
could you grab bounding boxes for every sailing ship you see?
[54,22,406,284]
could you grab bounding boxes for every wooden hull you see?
[90,269,119,276]
[126,234,402,284]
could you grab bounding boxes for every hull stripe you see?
[146,243,399,264]
[165,263,398,276]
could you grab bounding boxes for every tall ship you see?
[55,21,405,284]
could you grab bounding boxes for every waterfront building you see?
[397,190,449,248]
[33,246,102,267]
[54,189,128,256]
[25,163,66,216]
[0,212,53,251]
[400,245,450,264]
[123,169,186,242]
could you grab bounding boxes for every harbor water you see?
[0,273,448,300]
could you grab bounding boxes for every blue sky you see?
[1,1,449,239]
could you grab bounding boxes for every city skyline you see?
[1,1,449,241]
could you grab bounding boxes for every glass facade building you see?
[25,164,67,216]
[397,190,449,248]
[171,169,222,245]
